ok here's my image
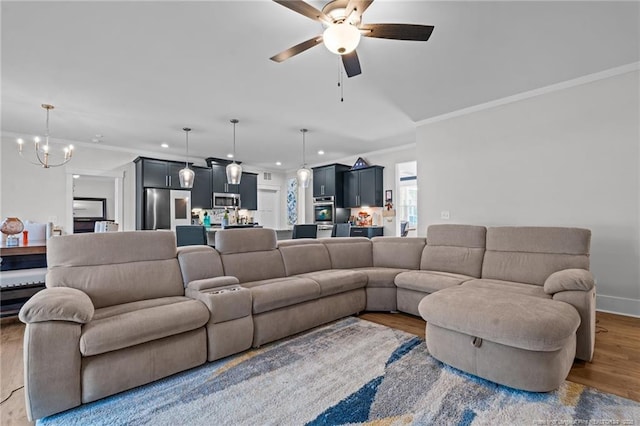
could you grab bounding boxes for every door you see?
[359,167,381,207]
[169,190,192,230]
[144,188,170,230]
[343,170,359,208]
[313,167,326,197]
[191,167,212,209]
[239,173,258,210]
[142,160,169,188]
[256,189,279,229]
[167,164,185,189]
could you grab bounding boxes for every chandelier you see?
[17,104,74,168]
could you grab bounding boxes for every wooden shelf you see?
[1,240,47,256]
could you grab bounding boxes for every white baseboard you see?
[596,294,640,318]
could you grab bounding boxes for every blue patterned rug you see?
[39,317,640,425]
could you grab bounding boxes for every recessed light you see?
[72,174,80,179]
[161,143,169,148]
[95,134,103,138]
[91,138,100,143]
[276,161,282,166]
[317,150,325,155]
[227,154,234,158]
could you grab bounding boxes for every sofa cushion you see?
[20,287,94,324]
[47,260,185,309]
[395,270,473,293]
[418,287,581,352]
[91,296,189,321]
[462,279,551,299]
[278,242,332,276]
[371,237,425,269]
[544,269,595,294]
[354,267,408,288]
[46,231,185,309]
[215,228,277,254]
[420,224,486,277]
[482,227,591,285]
[247,277,321,314]
[80,297,209,356]
[177,246,225,286]
[298,270,367,297]
[47,231,178,267]
[320,238,373,269]
[220,250,286,284]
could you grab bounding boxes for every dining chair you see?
[292,224,318,239]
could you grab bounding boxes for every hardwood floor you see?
[1,311,638,425]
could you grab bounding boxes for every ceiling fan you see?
[270,0,435,78]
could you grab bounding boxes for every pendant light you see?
[178,127,195,188]
[17,104,74,168]
[296,128,311,188]
[226,119,242,185]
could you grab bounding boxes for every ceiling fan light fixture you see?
[323,22,361,55]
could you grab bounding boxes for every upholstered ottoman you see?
[418,286,581,392]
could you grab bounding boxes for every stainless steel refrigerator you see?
[144,188,191,230]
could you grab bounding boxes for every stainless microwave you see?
[213,192,241,209]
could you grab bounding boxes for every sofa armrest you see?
[544,269,595,295]
[187,276,240,292]
[19,287,94,324]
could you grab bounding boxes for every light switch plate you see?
[48,216,58,224]
[440,211,450,220]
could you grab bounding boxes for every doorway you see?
[66,169,124,234]
[396,161,418,237]
[255,188,280,230]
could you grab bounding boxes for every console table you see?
[1,240,47,317]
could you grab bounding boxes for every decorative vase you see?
[1,217,24,246]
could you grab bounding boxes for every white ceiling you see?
[2,1,638,171]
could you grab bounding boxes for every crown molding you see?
[416,62,640,127]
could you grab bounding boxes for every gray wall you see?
[416,71,640,316]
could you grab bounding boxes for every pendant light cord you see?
[45,107,50,148]
[301,128,308,167]
[183,128,190,167]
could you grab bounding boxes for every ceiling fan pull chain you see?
[337,58,344,103]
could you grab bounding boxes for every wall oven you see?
[213,192,241,209]
[313,196,335,225]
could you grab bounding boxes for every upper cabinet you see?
[239,172,258,210]
[191,166,213,209]
[137,158,185,189]
[312,164,350,206]
[343,166,384,208]
[211,165,239,194]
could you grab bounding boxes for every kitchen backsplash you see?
[350,207,382,226]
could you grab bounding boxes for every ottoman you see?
[418,286,581,392]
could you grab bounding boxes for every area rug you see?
[39,317,640,425]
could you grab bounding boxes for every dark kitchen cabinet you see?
[312,164,350,206]
[211,165,239,194]
[343,166,384,208]
[239,172,258,210]
[137,158,185,189]
[191,166,213,209]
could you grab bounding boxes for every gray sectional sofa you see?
[19,224,596,420]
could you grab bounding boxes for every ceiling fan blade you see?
[345,0,374,21]
[270,36,323,62]
[342,50,362,78]
[273,0,331,24]
[360,23,434,41]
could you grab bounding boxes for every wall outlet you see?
[440,211,450,220]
